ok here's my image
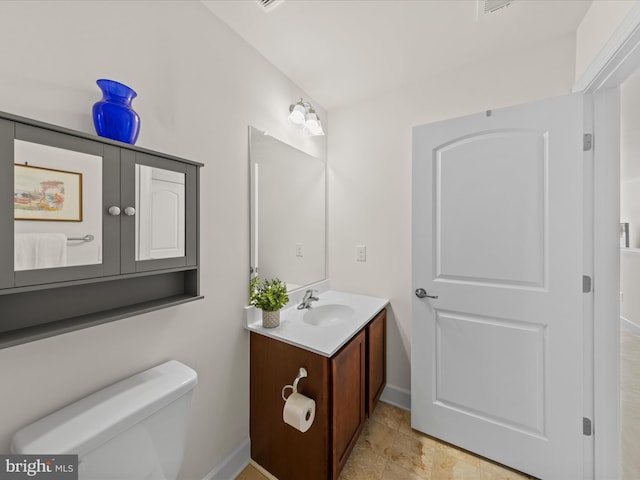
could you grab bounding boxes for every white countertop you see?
[246,289,389,357]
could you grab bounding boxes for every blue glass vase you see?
[92,79,140,145]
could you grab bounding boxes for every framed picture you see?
[14,164,83,222]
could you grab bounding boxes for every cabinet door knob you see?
[108,206,121,216]
[124,207,136,216]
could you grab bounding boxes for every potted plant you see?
[250,276,289,328]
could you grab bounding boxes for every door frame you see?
[574,4,640,479]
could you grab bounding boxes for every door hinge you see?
[583,133,593,151]
[583,275,592,293]
[583,417,592,436]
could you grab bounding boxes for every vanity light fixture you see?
[288,98,325,136]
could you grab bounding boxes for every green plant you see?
[249,277,289,311]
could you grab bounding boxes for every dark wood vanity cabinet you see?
[250,308,386,480]
[250,332,331,480]
[0,111,202,349]
[366,308,386,416]
[331,329,366,479]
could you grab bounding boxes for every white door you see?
[411,94,585,479]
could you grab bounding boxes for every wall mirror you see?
[14,139,103,271]
[135,164,186,261]
[249,126,326,292]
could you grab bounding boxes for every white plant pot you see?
[262,310,280,328]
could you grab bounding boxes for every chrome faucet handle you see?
[303,289,318,300]
[298,289,320,309]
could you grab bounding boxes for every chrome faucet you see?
[298,289,319,309]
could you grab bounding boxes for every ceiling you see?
[202,0,592,111]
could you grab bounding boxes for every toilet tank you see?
[11,360,198,480]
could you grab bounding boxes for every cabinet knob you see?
[108,206,121,216]
[124,207,136,216]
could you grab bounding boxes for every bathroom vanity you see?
[248,290,388,480]
[0,111,202,348]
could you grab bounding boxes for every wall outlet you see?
[356,245,366,262]
[296,243,304,257]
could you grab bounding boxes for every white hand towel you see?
[15,233,68,271]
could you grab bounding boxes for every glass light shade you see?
[313,120,325,136]
[288,104,306,126]
[304,111,324,136]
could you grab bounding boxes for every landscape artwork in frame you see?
[14,164,83,221]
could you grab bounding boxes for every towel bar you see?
[67,234,95,242]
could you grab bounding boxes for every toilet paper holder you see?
[282,367,308,401]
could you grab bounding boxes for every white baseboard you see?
[380,384,411,411]
[202,437,250,480]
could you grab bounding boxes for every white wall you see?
[327,34,577,392]
[620,64,640,480]
[620,66,640,334]
[0,2,326,479]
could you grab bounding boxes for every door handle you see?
[415,288,438,299]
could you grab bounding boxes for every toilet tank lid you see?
[11,360,198,456]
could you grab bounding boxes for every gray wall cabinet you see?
[0,111,202,349]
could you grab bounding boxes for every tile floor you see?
[236,401,532,480]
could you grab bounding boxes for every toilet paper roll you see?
[283,392,316,433]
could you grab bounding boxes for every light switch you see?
[296,243,304,257]
[356,245,366,262]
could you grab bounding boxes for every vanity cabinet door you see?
[331,329,366,479]
[366,309,387,416]
[249,332,330,480]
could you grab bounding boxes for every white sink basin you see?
[303,304,355,326]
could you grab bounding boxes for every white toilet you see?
[11,360,198,480]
